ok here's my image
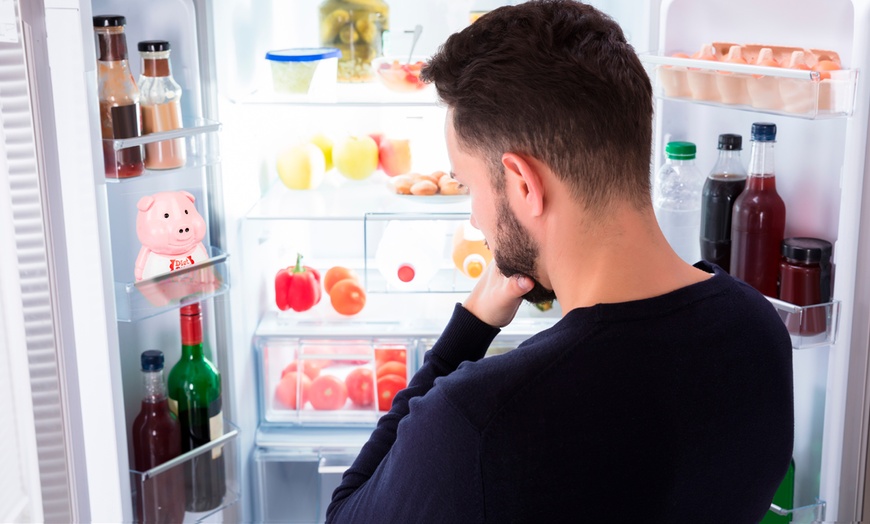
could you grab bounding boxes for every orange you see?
[324,266,358,294]
[330,278,366,316]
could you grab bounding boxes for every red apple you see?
[378,138,412,177]
[368,133,385,169]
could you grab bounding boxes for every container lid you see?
[751,122,777,142]
[141,350,164,371]
[265,48,341,62]
[718,134,742,151]
[138,40,171,52]
[93,15,126,27]
[665,141,696,160]
[781,237,833,265]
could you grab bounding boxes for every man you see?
[326,1,793,522]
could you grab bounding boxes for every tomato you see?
[309,374,349,410]
[377,374,407,412]
[281,360,322,381]
[375,361,407,381]
[345,367,375,407]
[375,345,407,367]
[330,278,366,316]
[324,266,359,295]
[275,371,311,410]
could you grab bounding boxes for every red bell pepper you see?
[275,253,322,312]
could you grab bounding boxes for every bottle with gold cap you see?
[452,221,493,279]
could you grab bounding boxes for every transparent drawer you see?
[766,298,840,349]
[130,419,239,523]
[115,246,230,322]
[363,213,488,294]
[252,427,372,524]
[640,53,857,119]
[255,334,418,426]
[104,118,221,181]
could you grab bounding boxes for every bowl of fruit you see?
[372,56,431,93]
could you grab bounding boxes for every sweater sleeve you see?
[326,303,499,522]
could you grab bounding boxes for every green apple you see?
[334,135,379,180]
[277,143,326,190]
[309,133,334,172]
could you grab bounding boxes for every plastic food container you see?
[265,47,341,94]
[372,56,430,93]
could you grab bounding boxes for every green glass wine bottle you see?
[760,458,795,524]
[167,302,227,512]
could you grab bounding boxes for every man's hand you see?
[462,262,533,328]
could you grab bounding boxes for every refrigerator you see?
[1,0,869,522]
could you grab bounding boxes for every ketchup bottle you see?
[730,122,786,297]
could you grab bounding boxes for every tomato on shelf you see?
[281,360,323,381]
[345,367,376,407]
[324,266,359,295]
[275,371,311,410]
[375,345,407,367]
[309,374,349,410]
[376,361,406,381]
[377,374,406,412]
[330,278,366,316]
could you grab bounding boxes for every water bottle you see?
[654,141,705,264]
[375,220,445,291]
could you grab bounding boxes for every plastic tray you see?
[766,297,840,349]
[640,53,857,119]
[115,246,229,322]
[104,118,221,181]
[129,419,239,523]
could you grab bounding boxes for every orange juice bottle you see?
[452,221,492,279]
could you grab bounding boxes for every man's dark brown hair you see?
[421,0,653,216]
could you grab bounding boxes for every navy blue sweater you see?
[327,263,794,523]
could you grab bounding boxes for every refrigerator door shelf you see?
[232,81,438,108]
[766,499,825,523]
[104,118,222,181]
[640,54,858,119]
[117,246,230,322]
[255,334,420,426]
[766,297,841,349]
[129,419,240,524]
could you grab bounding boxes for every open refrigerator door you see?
[641,0,870,522]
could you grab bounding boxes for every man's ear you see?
[502,152,544,217]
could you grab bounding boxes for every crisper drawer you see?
[253,428,372,524]
[256,335,420,426]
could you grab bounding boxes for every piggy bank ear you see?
[180,191,196,203]
[137,195,155,211]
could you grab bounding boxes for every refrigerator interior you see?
[72,0,870,521]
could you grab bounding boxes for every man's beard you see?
[493,197,557,304]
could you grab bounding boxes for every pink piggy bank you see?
[135,191,209,281]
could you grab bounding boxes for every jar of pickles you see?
[319,0,389,83]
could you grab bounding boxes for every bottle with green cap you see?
[654,141,705,264]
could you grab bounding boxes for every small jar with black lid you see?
[779,237,833,336]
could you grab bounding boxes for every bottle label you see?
[210,408,224,460]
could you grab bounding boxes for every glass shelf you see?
[765,297,840,349]
[229,82,438,107]
[129,419,239,523]
[640,53,858,119]
[104,118,221,182]
[246,178,470,220]
[115,246,230,322]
